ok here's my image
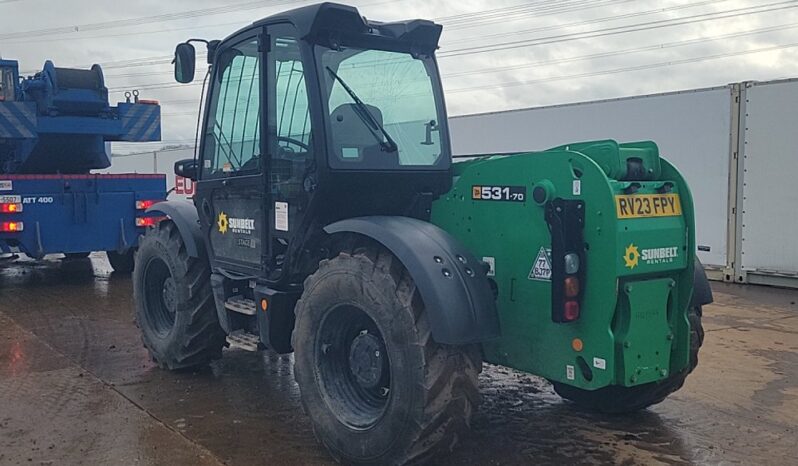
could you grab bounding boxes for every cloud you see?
[2,0,797,149]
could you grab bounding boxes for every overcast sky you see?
[2,0,798,150]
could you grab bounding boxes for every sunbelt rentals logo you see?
[217,211,228,234]
[623,243,679,269]
[217,211,255,235]
[623,243,640,269]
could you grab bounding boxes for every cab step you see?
[226,330,261,352]
[224,296,257,315]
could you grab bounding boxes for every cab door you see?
[263,24,317,272]
[195,33,268,274]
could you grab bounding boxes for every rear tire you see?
[292,244,481,465]
[107,249,135,273]
[133,220,225,370]
[553,305,704,414]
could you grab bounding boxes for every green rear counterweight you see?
[431,140,696,391]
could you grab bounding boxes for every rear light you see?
[545,199,586,323]
[563,301,580,321]
[0,203,23,213]
[564,277,580,298]
[137,99,159,105]
[135,200,159,210]
[1,221,23,232]
[564,253,580,274]
[136,216,165,227]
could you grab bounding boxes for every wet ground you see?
[0,254,796,466]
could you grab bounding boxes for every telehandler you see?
[134,3,712,464]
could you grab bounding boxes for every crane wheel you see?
[552,305,704,414]
[133,220,225,370]
[292,242,482,465]
[106,249,135,273]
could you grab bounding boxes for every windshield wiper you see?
[326,66,398,153]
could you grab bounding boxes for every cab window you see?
[201,38,261,179]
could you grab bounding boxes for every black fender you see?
[324,216,500,345]
[146,200,205,258]
[691,257,714,307]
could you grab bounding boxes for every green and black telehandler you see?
[134,3,713,464]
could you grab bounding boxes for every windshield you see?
[318,47,448,169]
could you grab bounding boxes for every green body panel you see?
[430,140,695,390]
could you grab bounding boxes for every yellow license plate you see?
[615,193,682,219]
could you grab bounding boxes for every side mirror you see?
[174,43,196,84]
[175,158,198,181]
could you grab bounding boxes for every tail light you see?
[135,200,159,210]
[545,199,586,323]
[0,203,22,213]
[1,221,23,232]
[564,276,580,298]
[136,216,165,228]
[564,301,580,321]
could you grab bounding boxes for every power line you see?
[0,0,308,40]
[444,21,798,79]
[444,0,635,30]
[19,0,633,73]
[446,0,732,45]
[148,18,798,108]
[104,0,798,94]
[440,0,798,57]
[444,42,798,95]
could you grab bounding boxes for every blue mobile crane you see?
[0,59,166,272]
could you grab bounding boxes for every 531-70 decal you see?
[472,185,526,202]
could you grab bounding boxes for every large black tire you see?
[292,244,481,465]
[553,305,704,414]
[133,220,225,370]
[64,252,91,260]
[107,249,135,273]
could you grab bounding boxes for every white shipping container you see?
[738,79,798,282]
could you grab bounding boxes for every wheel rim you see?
[142,257,177,337]
[316,305,391,429]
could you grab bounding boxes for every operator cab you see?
[0,60,18,102]
[173,2,452,283]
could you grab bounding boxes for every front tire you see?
[553,305,704,414]
[293,244,481,465]
[133,220,225,370]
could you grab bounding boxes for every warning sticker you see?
[275,202,289,232]
[0,180,12,191]
[528,247,552,281]
[593,357,606,370]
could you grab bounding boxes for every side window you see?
[202,38,261,179]
[275,38,311,150]
[0,67,14,101]
[268,27,313,200]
